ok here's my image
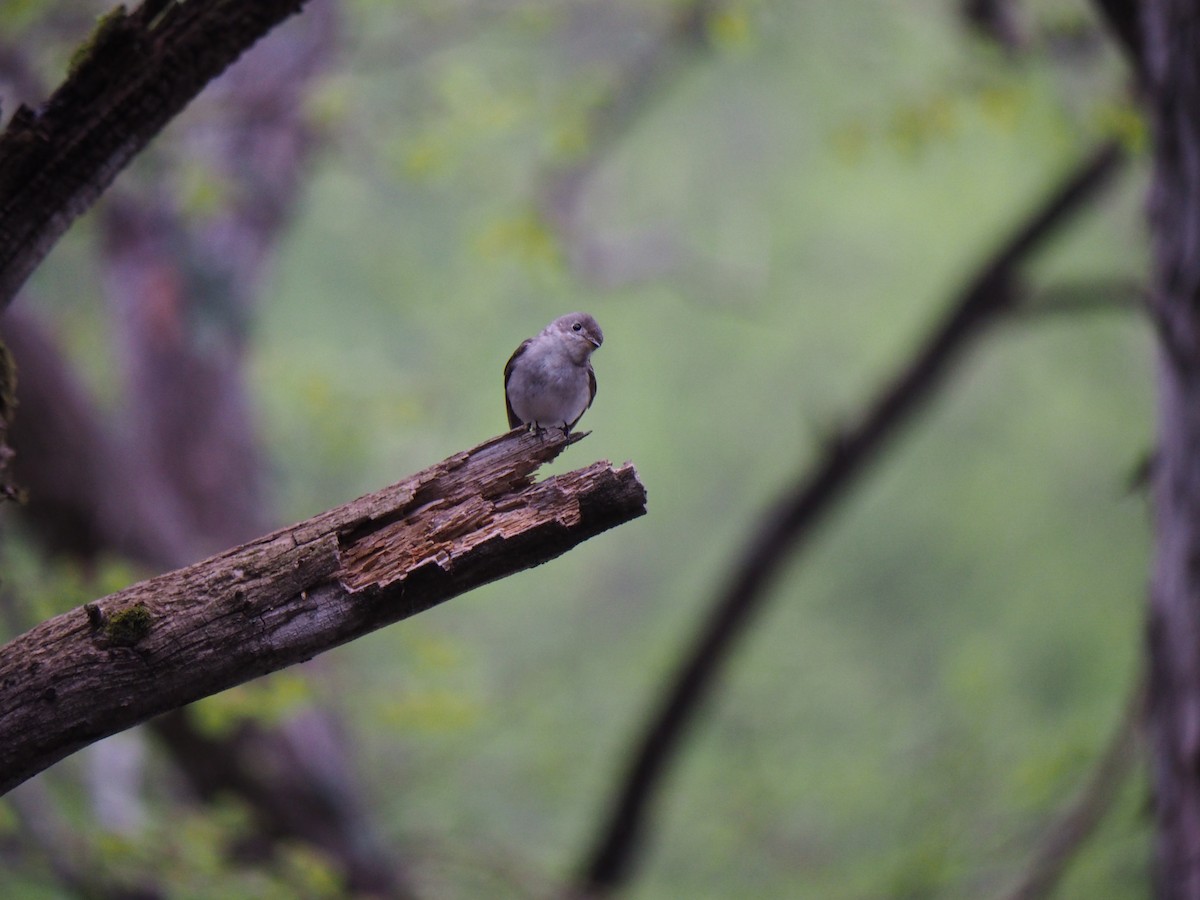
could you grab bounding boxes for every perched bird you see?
[504,312,604,433]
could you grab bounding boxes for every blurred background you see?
[0,0,1153,897]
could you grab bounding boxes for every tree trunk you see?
[1143,0,1200,895]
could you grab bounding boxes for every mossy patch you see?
[105,602,152,647]
[67,7,132,78]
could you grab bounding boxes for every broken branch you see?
[0,429,646,795]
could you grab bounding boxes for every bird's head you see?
[550,312,603,362]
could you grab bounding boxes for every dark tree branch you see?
[1011,277,1144,319]
[0,0,310,308]
[961,0,1029,54]
[0,428,647,795]
[1090,0,1145,74]
[574,141,1126,893]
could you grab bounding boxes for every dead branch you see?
[0,429,647,795]
[574,141,1126,893]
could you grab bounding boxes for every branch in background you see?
[0,0,311,308]
[574,141,1126,893]
[559,0,718,184]
[2,310,199,566]
[539,0,721,288]
[96,0,340,555]
[1089,0,1144,75]
[1004,675,1144,900]
[1011,277,1144,320]
[961,0,1029,54]
[0,427,647,795]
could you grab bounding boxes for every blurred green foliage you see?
[1,0,1152,897]
[92,801,344,899]
[190,673,315,740]
[0,0,52,33]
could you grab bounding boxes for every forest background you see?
[0,0,1154,897]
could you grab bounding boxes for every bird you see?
[504,312,603,434]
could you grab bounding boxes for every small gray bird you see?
[504,312,604,433]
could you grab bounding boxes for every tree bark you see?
[1142,1,1200,895]
[0,429,646,795]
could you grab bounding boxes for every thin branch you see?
[1003,674,1145,900]
[566,0,718,181]
[538,0,721,287]
[1011,277,1145,319]
[0,0,311,307]
[574,141,1126,893]
[0,428,647,795]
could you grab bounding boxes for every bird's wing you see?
[503,339,532,429]
[566,364,598,432]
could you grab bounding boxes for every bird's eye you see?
[572,322,583,332]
